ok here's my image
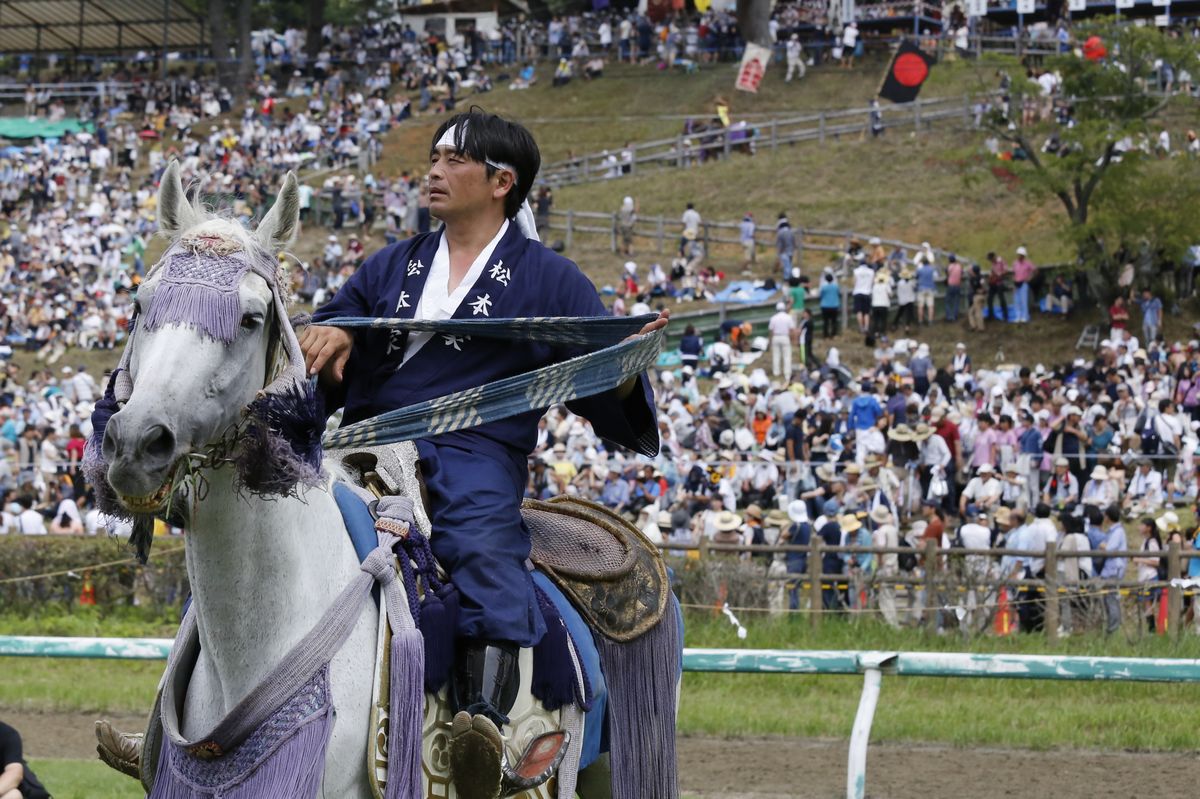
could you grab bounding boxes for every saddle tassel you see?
[385,625,424,799]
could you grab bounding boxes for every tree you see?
[737,0,773,49]
[976,19,1199,300]
[207,0,233,86]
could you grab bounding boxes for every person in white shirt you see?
[1025,503,1059,577]
[680,202,701,255]
[999,462,1027,509]
[785,34,805,82]
[852,260,875,333]
[958,505,994,627]
[767,302,795,378]
[1042,456,1080,510]
[17,495,46,535]
[1081,465,1116,507]
[1123,458,1163,515]
[959,463,1002,515]
[840,22,858,68]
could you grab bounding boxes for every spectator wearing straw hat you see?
[711,508,743,548]
[869,504,901,628]
[1082,464,1116,507]
[1043,456,1080,510]
[783,500,812,610]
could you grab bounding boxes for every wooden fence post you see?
[656,214,665,254]
[676,134,684,168]
[565,209,574,249]
[1168,541,1182,642]
[922,539,938,628]
[796,227,805,272]
[724,127,732,158]
[770,118,778,152]
[913,98,922,132]
[818,111,826,143]
[610,212,618,253]
[1044,541,1059,641]
[809,538,823,629]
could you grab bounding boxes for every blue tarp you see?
[712,281,778,304]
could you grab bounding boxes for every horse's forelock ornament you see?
[83,219,323,560]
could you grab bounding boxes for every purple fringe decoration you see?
[234,380,324,497]
[141,253,251,344]
[83,373,130,521]
[385,627,424,799]
[597,596,681,799]
[532,585,592,712]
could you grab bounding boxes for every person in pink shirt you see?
[944,253,963,322]
[971,413,1001,470]
[1011,245,1037,323]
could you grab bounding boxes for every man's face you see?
[427,145,507,220]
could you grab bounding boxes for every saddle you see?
[344,444,670,641]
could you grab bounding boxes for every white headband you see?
[433,121,538,242]
[435,122,518,180]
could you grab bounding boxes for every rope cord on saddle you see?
[318,314,663,451]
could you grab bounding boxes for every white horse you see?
[96,162,678,798]
[99,164,378,797]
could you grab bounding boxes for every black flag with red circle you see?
[879,40,934,104]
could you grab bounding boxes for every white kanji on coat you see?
[469,294,492,316]
[395,291,411,310]
[489,261,511,286]
[442,334,470,351]
[407,259,424,277]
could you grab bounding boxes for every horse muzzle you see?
[102,411,184,511]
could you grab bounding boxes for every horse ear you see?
[256,172,301,252]
[156,160,195,237]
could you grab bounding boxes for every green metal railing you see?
[3,637,1198,799]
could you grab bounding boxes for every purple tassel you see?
[418,583,459,694]
[598,599,682,799]
[531,586,588,712]
[235,380,324,497]
[83,374,132,521]
[385,627,424,799]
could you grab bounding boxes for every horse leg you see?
[575,753,613,799]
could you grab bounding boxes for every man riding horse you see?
[301,110,668,798]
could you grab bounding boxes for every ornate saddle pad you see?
[522,496,670,643]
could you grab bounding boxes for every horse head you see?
[86,161,323,548]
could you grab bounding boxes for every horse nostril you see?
[139,424,177,462]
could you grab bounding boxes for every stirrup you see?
[449,711,570,799]
[95,719,143,780]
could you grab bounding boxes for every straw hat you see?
[657,511,674,528]
[869,505,893,525]
[839,514,863,533]
[1155,511,1180,534]
[911,423,934,440]
[858,477,879,493]
[815,463,838,482]
[844,463,863,477]
[744,504,763,520]
[888,424,914,442]
[765,508,790,528]
[994,507,1012,525]
[714,511,742,531]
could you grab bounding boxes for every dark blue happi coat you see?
[312,224,659,646]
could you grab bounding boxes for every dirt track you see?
[8,711,1199,798]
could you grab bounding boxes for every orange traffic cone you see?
[1156,590,1169,635]
[79,570,96,606]
[993,587,1013,636]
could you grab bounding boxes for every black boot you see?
[450,640,520,728]
[448,640,570,799]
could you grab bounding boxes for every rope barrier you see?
[0,544,185,586]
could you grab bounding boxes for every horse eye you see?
[241,314,262,330]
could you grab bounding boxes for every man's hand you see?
[616,310,670,400]
[299,324,354,383]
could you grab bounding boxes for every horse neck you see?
[183,468,358,708]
